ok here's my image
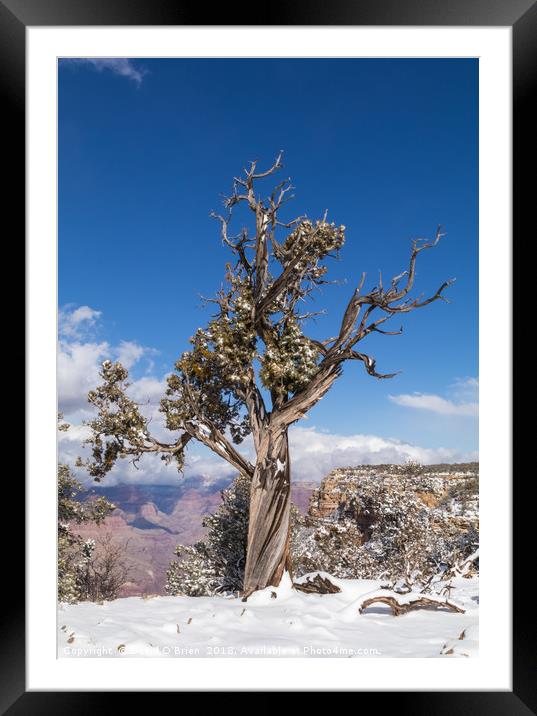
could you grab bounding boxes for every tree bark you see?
[242,427,292,597]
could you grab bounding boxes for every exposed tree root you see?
[294,574,341,594]
[358,591,465,616]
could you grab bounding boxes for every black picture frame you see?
[5,0,531,708]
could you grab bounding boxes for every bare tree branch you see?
[321,228,453,369]
[348,350,401,380]
[184,419,254,477]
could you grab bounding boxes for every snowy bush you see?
[291,470,478,582]
[397,459,423,477]
[166,472,251,596]
[58,462,122,603]
[75,533,132,602]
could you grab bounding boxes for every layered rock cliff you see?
[309,463,479,522]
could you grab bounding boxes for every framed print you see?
[5,0,531,707]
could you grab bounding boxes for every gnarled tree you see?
[81,154,453,597]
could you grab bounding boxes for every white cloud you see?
[287,426,477,482]
[450,377,479,401]
[65,58,146,85]
[388,393,478,417]
[58,338,154,416]
[128,376,167,404]
[389,378,479,417]
[59,305,101,339]
[58,340,109,414]
[116,340,147,370]
[58,306,156,416]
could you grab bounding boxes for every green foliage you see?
[57,462,116,603]
[281,219,346,282]
[80,360,156,480]
[259,315,320,398]
[161,315,252,444]
[58,463,115,525]
[57,412,70,432]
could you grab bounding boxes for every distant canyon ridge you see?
[75,463,478,597]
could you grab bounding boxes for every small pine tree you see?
[166,473,250,596]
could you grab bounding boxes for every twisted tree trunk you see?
[243,427,292,597]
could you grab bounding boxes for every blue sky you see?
[58,58,478,481]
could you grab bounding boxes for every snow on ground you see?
[58,573,478,658]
